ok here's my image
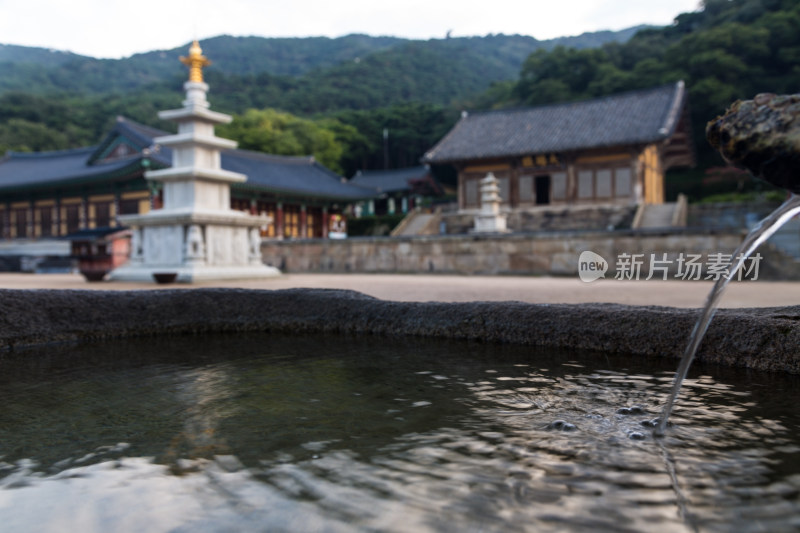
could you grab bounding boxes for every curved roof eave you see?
[0,160,148,194]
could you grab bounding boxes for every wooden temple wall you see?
[0,186,343,242]
[456,144,667,211]
[0,190,155,240]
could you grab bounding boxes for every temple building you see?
[349,165,445,216]
[0,55,374,248]
[422,82,694,217]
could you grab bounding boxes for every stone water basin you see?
[0,289,799,531]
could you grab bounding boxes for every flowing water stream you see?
[656,193,800,435]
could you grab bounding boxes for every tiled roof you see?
[116,117,170,145]
[224,150,375,200]
[87,117,171,166]
[0,117,376,201]
[0,147,144,191]
[423,81,687,163]
[349,166,431,193]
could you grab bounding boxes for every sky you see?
[0,0,701,59]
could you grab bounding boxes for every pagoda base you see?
[108,263,281,283]
[471,214,510,234]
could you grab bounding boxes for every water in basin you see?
[1,334,799,532]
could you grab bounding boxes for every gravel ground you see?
[0,272,797,308]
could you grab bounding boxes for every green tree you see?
[0,118,70,153]
[218,108,347,174]
[586,64,635,96]
[331,103,458,175]
[514,47,612,105]
[510,0,800,169]
[458,80,517,111]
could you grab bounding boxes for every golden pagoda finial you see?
[179,40,211,83]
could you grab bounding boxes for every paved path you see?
[0,273,797,308]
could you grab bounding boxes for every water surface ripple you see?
[0,334,798,532]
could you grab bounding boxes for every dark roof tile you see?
[224,150,376,200]
[0,147,143,190]
[423,82,687,163]
[350,166,431,193]
[0,117,376,200]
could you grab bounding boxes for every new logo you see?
[578,251,608,282]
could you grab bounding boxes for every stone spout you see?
[706,93,800,193]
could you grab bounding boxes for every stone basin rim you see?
[0,288,797,375]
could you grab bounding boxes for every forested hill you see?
[4,0,798,197]
[0,28,646,98]
[0,44,88,66]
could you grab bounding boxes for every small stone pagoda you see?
[110,41,280,282]
[472,173,509,233]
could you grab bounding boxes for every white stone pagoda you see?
[110,41,280,282]
[472,172,509,233]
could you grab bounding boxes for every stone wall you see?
[262,228,765,278]
[440,204,637,234]
[688,201,782,230]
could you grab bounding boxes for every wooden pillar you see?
[300,205,308,238]
[566,161,577,204]
[458,171,465,210]
[27,201,35,239]
[322,207,329,238]
[80,196,88,230]
[0,204,8,239]
[276,202,284,240]
[510,164,518,208]
[53,197,60,236]
[113,191,121,228]
[632,157,643,204]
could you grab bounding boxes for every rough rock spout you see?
[706,93,800,193]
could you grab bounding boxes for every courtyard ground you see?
[0,272,796,308]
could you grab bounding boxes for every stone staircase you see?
[390,210,442,236]
[632,194,688,229]
[635,204,675,228]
